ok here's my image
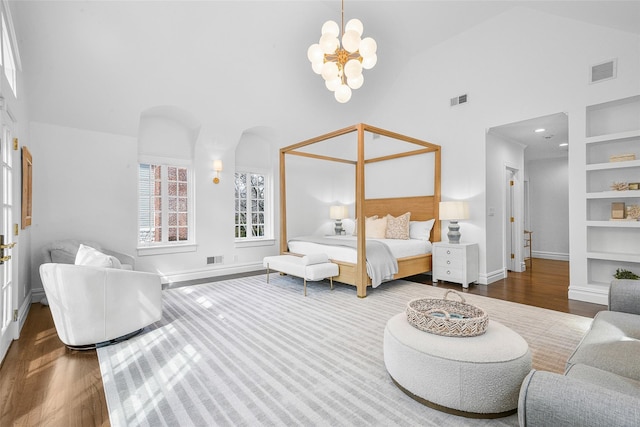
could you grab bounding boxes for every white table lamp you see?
[329,205,349,235]
[439,201,469,244]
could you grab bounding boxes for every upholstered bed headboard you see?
[363,195,440,242]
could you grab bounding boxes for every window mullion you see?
[161,165,169,243]
[247,173,254,236]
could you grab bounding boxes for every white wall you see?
[527,157,569,260]
[485,133,525,280]
[29,123,138,293]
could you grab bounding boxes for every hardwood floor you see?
[0,305,109,427]
[406,258,605,318]
[0,259,605,426]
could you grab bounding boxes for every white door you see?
[0,125,16,362]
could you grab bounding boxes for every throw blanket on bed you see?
[288,236,398,287]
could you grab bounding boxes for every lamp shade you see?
[329,205,349,220]
[213,159,223,172]
[439,201,469,221]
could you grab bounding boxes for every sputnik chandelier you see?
[306,0,377,103]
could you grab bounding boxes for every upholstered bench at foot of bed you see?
[263,254,339,296]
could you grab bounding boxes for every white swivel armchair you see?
[40,263,162,350]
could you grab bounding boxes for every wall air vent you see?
[207,256,224,264]
[450,94,468,107]
[590,59,616,84]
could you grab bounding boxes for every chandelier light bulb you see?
[361,53,377,70]
[341,30,361,53]
[344,59,362,79]
[319,34,339,54]
[359,37,377,57]
[307,44,324,63]
[325,77,342,92]
[345,19,363,36]
[311,60,324,75]
[321,20,340,37]
[335,84,352,103]
[347,74,364,90]
[321,61,340,81]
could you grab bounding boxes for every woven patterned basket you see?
[406,290,489,337]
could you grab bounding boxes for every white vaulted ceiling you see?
[10,1,640,140]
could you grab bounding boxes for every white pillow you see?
[302,253,329,265]
[409,219,435,241]
[75,244,122,269]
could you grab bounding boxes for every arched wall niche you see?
[138,105,201,161]
[235,125,278,170]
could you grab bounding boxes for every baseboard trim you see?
[568,285,608,306]
[531,251,569,261]
[161,262,264,285]
[479,268,506,285]
[31,287,46,304]
[18,291,32,332]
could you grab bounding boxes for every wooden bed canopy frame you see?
[280,123,441,297]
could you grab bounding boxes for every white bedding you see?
[287,235,432,264]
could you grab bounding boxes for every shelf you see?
[586,190,640,199]
[587,220,640,228]
[587,251,640,263]
[586,159,640,171]
[585,129,640,144]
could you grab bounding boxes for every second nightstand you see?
[432,242,479,288]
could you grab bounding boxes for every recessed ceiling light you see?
[534,128,545,133]
[559,142,568,147]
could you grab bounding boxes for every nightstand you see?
[432,242,479,288]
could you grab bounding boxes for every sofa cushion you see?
[566,310,640,381]
[75,244,122,269]
[50,249,76,264]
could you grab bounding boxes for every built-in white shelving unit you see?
[584,95,640,289]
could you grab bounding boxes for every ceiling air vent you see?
[590,59,616,84]
[450,94,468,107]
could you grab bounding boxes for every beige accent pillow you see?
[353,215,378,236]
[366,216,388,239]
[385,212,411,239]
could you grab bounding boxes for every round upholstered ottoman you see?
[383,313,531,418]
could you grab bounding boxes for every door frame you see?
[0,115,18,363]
[504,163,524,273]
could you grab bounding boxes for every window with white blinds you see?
[139,163,192,245]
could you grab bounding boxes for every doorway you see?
[488,112,569,278]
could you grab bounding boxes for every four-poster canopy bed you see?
[280,123,441,297]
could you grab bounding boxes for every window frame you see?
[1,13,17,97]
[137,159,196,256]
[234,168,273,245]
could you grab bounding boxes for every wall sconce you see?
[213,160,223,184]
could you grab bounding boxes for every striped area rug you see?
[98,275,593,426]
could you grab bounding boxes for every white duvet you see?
[287,235,432,264]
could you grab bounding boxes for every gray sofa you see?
[518,279,640,427]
